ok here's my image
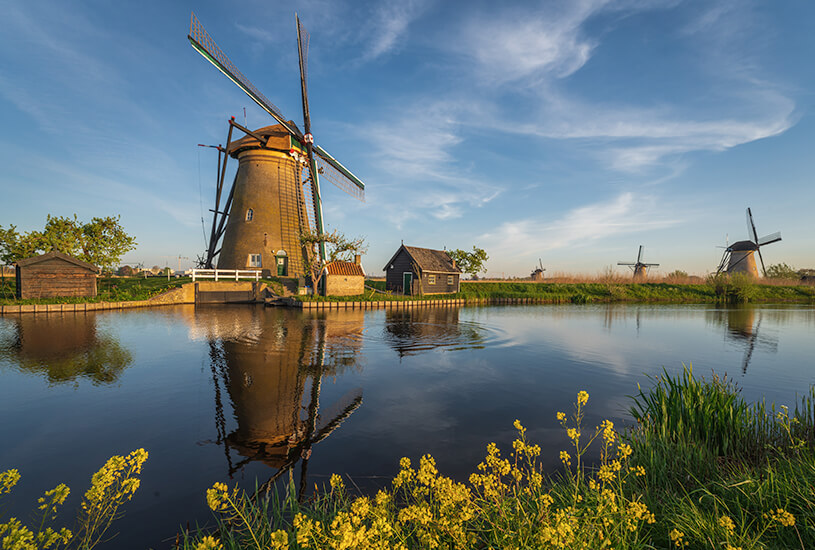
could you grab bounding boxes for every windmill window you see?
[447,275,453,285]
[246,209,254,221]
[428,274,436,285]
[248,254,262,267]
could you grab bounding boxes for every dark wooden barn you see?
[15,251,99,299]
[383,245,461,295]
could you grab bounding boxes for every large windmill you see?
[716,208,781,278]
[188,13,366,277]
[618,245,659,281]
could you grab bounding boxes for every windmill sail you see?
[758,231,782,246]
[188,13,300,138]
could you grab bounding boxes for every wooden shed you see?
[383,245,461,295]
[15,250,99,299]
[323,258,365,296]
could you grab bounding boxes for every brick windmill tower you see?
[189,13,366,277]
[716,208,781,278]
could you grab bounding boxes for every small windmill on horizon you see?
[716,208,781,278]
[618,245,659,281]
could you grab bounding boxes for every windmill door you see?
[402,272,413,295]
[276,254,288,276]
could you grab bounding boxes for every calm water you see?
[1,303,813,548]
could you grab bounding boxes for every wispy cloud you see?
[480,192,682,260]
[358,100,500,225]
[360,0,432,62]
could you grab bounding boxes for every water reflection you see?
[383,306,486,357]
[707,307,779,373]
[194,307,364,498]
[0,313,132,385]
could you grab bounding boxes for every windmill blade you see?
[314,155,365,201]
[757,247,767,276]
[637,245,644,263]
[314,145,366,194]
[296,15,311,133]
[309,388,363,446]
[746,207,759,244]
[188,12,302,139]
[617,262,635,266]
[757,231,782,247]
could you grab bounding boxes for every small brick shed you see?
[15,250,99,299]
[323,259,365,296]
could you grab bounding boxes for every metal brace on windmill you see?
[716,208,781,278]
[188,13,366,278]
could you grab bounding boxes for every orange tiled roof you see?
[325,261,365,277]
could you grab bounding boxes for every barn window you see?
[246,209,254,221]
[447,275,453,285]
[428,274,436,285]
[248,254,262,267]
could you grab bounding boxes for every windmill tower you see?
[531,258,545,281]
[716,208,781,278]
[618,245,659,281]
[189,13,366,277]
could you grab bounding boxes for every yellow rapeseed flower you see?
[205,482,229,512]
[669,528,687,547]
[577,390,589,406]
[0,469,21,495]
[195,535,222,550]
[559,450,571,466]
[330,473,345,492]
[556,411,566,422]
[766,508,795,527]
[719,515,736,534]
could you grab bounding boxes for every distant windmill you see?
[188,13,366,276]
[531,258,545,281]
[618,245,659,281]
[716,208,781,278]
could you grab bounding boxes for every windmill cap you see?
[730,240,758,251]
[227,122,302,156]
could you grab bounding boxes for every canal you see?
[0,303,813,549]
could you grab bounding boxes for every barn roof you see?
[324,260,365,277]
[383,245,462,274]
[15,250,99,272]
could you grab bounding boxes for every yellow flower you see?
[559,450,571,466]
[556,411,566,422]
[617,443,632,459]
[567,428,580,442]
[577,390,589,406]
[513,419,523,431]
[669,528,687,547]
[195,535,222,550]
[0,469,21,495]
[330,473,345,492]
[767,508,795,527]
[719,515,736,534]
[205,482,229,512]
[270,529,288,550]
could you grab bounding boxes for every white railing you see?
[190,269,261,282]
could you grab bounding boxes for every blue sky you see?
[1,0,812,276]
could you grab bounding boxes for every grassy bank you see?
[181,369,814,549]
[0,276,192,305]
[297,277,815,304]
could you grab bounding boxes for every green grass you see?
[179,372,815,549]
[0,276,190,305]
[294,279,815,304]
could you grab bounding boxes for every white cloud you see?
[480,192,682,260]
[360,0,432,62]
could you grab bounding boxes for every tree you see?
[449,246,489,278]
[299,229,367,293]
[0,215,136,272]
[765,263,798,279]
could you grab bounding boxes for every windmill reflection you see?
[708,308,779,373]
[0,313,132,385]
[383,306,485,358]
[200,307,363,499]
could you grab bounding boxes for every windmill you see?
[618,245,659,280]
[531,258,545,281]
[188,13,366,277]
[716,208,781,278]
